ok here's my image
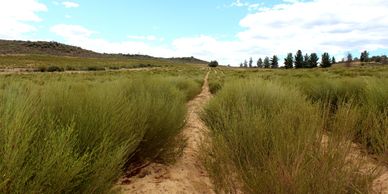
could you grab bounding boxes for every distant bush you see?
[34,66,64,72]
[65,66,77,71]
[87,66,105,71]
[47,66,64,72]
[133,64,153,68]
[108,66,120,70]
[35,66,47,72]
[208,61,219,67]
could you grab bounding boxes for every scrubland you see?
[0,68,205,193]
[0,63,387,194]
[203,66,387,193]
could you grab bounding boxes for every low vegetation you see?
[0,69,204,193]
[202,65,387,193]
[202,80,375,193]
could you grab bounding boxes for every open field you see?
[0,59,387,193]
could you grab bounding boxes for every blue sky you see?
[1,0,388,65]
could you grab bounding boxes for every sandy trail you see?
[118,71,215,194]
[350,144,388,194]
[322,135,388,193]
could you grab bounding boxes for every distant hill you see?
[0,39,208,64]
[0,40,103,58]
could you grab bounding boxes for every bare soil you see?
[322,135,388,193]
[118,72,215,194]
[350,144,388,194]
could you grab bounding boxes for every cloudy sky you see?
[1,0,387,65]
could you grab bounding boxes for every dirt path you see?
[118,71,215,194]
[322,135,388,193]
[350,144,388,193]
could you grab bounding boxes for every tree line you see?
[239,50,335,69]
[239,50,387,69]
[342,51,388,66]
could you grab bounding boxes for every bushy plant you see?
[0,76,190,193]
[208,60,219,67]
[202,79,373,194]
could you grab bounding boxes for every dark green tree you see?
[208,60,219,67]
[257,58,263,68]
[295,50,304,68]
[264,57,270,68]
[270,55,279,68]
[309,53,319,68]
[249,57,253,68]
[346,53,353,67]
[284,53,293,69]
[320,52,332,68]
[303,53,310,68]
[360,50,369,62]
[331,56,336,64]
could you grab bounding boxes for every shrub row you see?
[202,79,374,193]
[0,74,203,193]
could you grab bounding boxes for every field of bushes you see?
[0,63,386,194]
[0,67,205,193]
[203,66,387,193]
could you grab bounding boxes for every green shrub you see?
[208,61,219,67]
[35,66,47,72]
[168,77,202,101]
[0,77,188,193]
[86,66,105,71]
[47,66,64,72]
[208,80,222,94]
[202,79,373,194]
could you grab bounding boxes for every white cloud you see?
[62,1,79,8]
[50,24,175,56]
[51,0,388,65]
[0,0,47,39]
[127,35,163,41]
[236,0,388,60]
[229,0,263,11]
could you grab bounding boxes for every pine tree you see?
[284,53,293,69]
[249,57,253,68]
[309,53,319,68]
[243,60,248,68]
[331,56,336,64]
[346,53,353,67]
[295,50,304,68]
[360,50,369,62]
[257,58,263,68]
[264,57,270,68]
[303,53,310,68]
[320,52,332,68]
[270,55,279,68]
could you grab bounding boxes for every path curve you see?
[118,71,215,194]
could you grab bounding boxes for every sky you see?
[0,0,388,65]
